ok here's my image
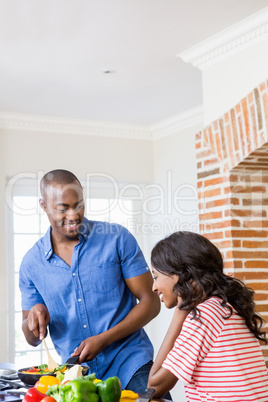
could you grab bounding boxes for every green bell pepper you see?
[96,377,121,402]
[75,373,96,383]
[60,378,99,402]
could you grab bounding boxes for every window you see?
[7,183,139,366]
[9,195,49,367]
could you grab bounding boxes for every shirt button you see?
[78,299,81,302]
[72,273,76,276]
[83,325,87,328]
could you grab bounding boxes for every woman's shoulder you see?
[199,296,226,309]
[200,296,223,307]
[184,297,227,335]
[195,297,230,320]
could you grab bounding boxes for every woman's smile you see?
[152,267,179,309]
[158,292,163,302]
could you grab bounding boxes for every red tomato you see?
[40,397,56,402]
[27,367,41,372]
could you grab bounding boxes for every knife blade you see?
[136,387,155,402]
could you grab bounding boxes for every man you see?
[19,169,160,392]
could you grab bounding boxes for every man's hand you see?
[71,271,160,363]
[22,304,50,346]
[71,334,106,363]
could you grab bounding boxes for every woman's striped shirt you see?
[163,297,268,402]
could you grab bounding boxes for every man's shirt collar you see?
[43,217,91,260]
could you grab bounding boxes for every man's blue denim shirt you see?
[19,218,153,388]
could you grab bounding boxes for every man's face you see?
[40,181,85,241]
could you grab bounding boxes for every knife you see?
[65,355,79,365]
[136,387,155,402]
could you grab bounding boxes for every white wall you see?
[145,123,200,335]
[2,129,154,182]
[203,37,268,125]
[144,124,201,401]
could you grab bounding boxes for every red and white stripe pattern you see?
[163,297,268,401]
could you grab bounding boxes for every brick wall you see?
[196,79,268,366]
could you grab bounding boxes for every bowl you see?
[17,364,89,386]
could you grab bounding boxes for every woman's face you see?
[152,267,179,309]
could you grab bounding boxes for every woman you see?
[148,231,268,402]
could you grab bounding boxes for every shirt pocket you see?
[89,262,119,293]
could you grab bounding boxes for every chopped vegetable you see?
[39,364,50,372]
[23,365,67,375]
[25,367,43,373]
[60,378,99,402]
[56,371,65,383]
[35,376,61,393]
[76,374,96,382]
[96,377,121,402]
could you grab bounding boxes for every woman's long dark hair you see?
[151,231,267,343]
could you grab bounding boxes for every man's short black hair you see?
[40,169,82,197]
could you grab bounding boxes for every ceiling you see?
[1,0,268,126]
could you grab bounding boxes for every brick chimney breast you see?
[196,79,268,367]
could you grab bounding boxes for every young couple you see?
[20,170,268,402]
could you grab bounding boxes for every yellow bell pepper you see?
[120,390,139,401]
[34,376,61,394]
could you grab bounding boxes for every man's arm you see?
[22,304,50,346]
[72,271,160,363]
[147,308,188,398]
